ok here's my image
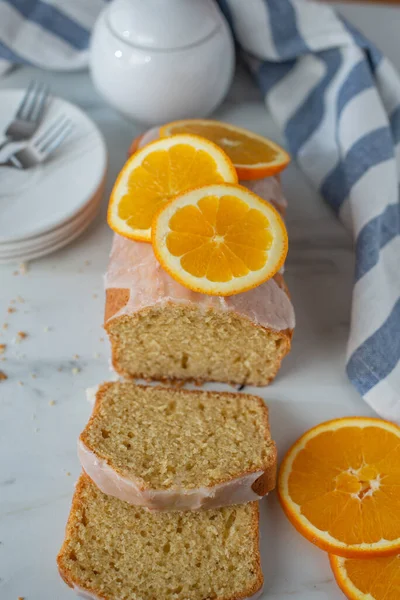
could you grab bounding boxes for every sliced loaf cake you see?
[78,382,277,511]
[57,473,263,600]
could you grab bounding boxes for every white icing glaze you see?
[86,386,100,406]
[104,236,295,332]
[78,439,264,511]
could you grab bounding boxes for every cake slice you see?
[78,382,277,511]
[105,235,294,387]
[57,473,263,600]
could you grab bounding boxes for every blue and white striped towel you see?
[1,0,399,423]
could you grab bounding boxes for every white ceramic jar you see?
[89,0,235,125]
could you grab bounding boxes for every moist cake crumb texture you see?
[57,474,263,600]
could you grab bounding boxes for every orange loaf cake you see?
[78,382,277,511]
[57,473,264,600]
[104,176,294,387]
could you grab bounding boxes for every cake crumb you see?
[99,337,104,342]
[18,596,24,600]
[17,296,25,303]
[66,471,71,476]
[0,344,6,354]
[85,260,91,266]
[0,371,7,381]
[73,354,79,360]
[19,262,28,274]
[18,381,24,386]
[0,356,5,362]
[10,299,16,304]
[92,293,98,299]
[31,373,37,379]
[7,307,16,314]
[13,270,19,276]
[93,352,100,359]
[2,323,8,330]
[58,366,63,372]
[16,331,28,342]
[49,400,56,406]
[72,367,80,375]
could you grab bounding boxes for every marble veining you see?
[0,63,376,600]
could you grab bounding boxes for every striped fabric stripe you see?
[267,0,309,58]
[347,298,400,396]
[0,38,29,64]
[0,0,108,71]
[321,127,394,214]
[7,0,90,49]
[0,0,399,421]
[284,49,343,157]
[337,60,373,116]
[355,203,400,282]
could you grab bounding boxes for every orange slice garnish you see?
[160,119,290,180]
[278,417,400,558]
[330,554,400,599]
[151,183,288,296]
[108,134,238,242]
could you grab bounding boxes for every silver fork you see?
[0,115,73,169]
[0,80,49,152]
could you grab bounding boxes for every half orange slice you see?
[160,119,290,180]
[152,183,288,296]
[330,553,400,599]
[278,417,400,558]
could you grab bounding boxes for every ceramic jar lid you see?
[106,0,222,50]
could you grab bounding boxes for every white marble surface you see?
[0,57,379,600]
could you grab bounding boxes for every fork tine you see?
[28,83,49,123]
[34,114,68,149]
[15,80,36,120]
[41,122,73,158]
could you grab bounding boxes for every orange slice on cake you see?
[108,134,238,242]
[330,554,400,600]
[160,119,290,180]
[278,417,400,558]
[151,183,288,296]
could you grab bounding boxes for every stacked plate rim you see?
[0,89,108,264]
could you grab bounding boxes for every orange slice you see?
[160,119,290,180]
[151,183,288,296]
[108,134,238,242]
[278,417,400,558]
[330,554,400,599]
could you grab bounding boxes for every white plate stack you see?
[0,91,108,264]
